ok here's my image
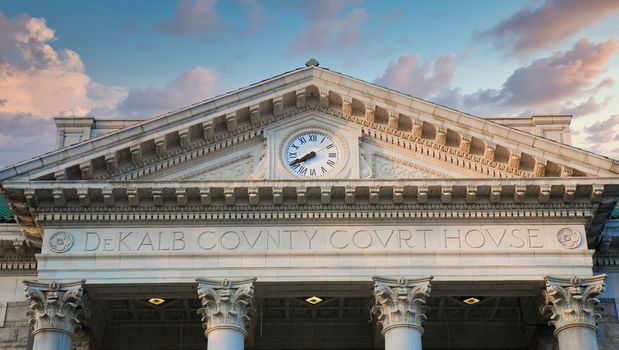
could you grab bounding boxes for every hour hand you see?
[290,151,316,165]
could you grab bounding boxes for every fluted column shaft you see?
[541,275,606,350]
[372,276,433,350]
[196,278,256,350]
[23,280,85,350]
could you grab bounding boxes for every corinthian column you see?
[23,280,86,350]
[196,278,256,350]
[372,276,433,350]
[541,275,606,350]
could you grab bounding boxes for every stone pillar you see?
[23,280,85,350]
[372,276,433,350]
[196,278,256,350]
[541,275,606,350]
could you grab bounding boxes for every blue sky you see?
[1,0,619,166]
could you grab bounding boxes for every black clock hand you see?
[289,151,316,165]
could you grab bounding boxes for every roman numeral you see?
[309,134,317,142]
[290,163,300,170]
[298,166,308,175]
[326,143,334,149]
[328,152,336,158]
[288,152,297,158]
[309,169,316,176]
[326,160,336,167]
[320,136,326,143]
[299,136,307,144]
[290,144,299,150]
[321,166,327,173]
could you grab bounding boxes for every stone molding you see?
[23,280,86,336]
[372,276,433,335]
[3,66,617,184]
[196,277,256,337]
[541,275,606,335]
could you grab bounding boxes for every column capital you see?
[372,276,433,335]
[541,275,606,335]
[196,278,256,337]
[23,280,86,336]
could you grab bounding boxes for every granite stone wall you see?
[0,302,30,350]
[597,298,619,350]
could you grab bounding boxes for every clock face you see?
[284,131,341,177]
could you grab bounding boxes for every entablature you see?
[3,178,618,245]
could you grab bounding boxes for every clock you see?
[283,131,341,177]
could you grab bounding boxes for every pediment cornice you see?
[1,67,617,182]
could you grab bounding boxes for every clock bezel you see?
[279,125,349,178]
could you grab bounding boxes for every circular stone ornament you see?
[48,231,74,253]
[556,228,581,249]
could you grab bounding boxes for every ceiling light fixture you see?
[148,297,166,305]
[462,297,481,305]
[305,296,323,305]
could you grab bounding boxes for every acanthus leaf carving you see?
[24,280,85,336]
[372,276,433,335]
[174,155,253,181]
[372,153,447,179]
[541,275,606,335]
[196,278,256,336]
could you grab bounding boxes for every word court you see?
[45,225,583,254]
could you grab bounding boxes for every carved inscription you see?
[45,225,582,254]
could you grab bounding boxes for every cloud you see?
[288,0,368,55]
[475,0,619,56]
[375,53,456,99]
[116,66,220,117]
[159,0,223,36]
[580,115,619,159]
[0,12,126,166]
[463,38,617,115]
[559,96,613,117]
[0,12,126,118]
[0,113,55,165]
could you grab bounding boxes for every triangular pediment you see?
[1,66,618,183]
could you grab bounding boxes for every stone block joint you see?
[372,276,433,335]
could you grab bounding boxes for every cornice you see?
[3,178,614,242]
[2,68,617,182]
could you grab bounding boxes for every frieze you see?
[172,154,253,181]
[372,153,448,179]
[92,103,538,182]
[43,225,584,255]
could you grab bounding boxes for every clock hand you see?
[313,143,333,154]
[289,151,316,165]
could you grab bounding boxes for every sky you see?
[0,0,618,166]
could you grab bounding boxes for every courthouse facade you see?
[1,65,619,349]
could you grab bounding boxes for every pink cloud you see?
[117,66,220,117]
[476,0,619,56]
[462,38,618,114]
[288,0,368,55]
[375,53,456,99]
[159,0,223,36]
[580,115,619,159]
[560,96,613,117]
[0,13,126,118]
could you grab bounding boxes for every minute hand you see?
[313,143,334,154]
